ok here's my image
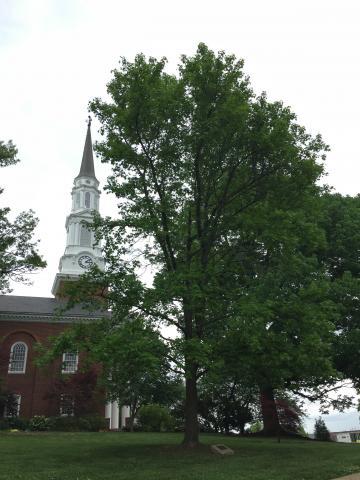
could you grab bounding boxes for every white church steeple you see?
[52,118,105,297]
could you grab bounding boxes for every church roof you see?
[76,117,97,180]
[0,295,106,321]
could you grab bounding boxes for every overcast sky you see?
[1,0,359,431]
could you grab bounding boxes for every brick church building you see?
[0,121,128,429]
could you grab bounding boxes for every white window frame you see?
[4,394,21,417]
[59,394,75,417]
[8,342,28,374]
[61,352,78,374]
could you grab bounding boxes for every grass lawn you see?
[1,432,360,480]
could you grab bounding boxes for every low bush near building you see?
[29,415,51,431]
[0,417,30,431]
[82,415,108,432]
[0,418,9,430]
[51,415,107,432]
[8,417,29,431]
[0,415,108,432]
[138,405,175,432]
[51,416,88,431]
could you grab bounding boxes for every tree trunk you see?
[129,414,135,432]
[182,369,199,447]
[224,415,230,435]
[259,385,281,436]
[128,401,138,432]
[182,297,200,447]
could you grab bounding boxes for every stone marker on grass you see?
[210,444,234,456]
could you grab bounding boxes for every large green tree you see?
[217,197,341,435]
[318,194,360,386]
[0,140,46,293]
[82,44,329,446]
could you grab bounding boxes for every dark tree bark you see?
[182,368,199,447]
[259,385,281,436]
[129,417,135,432]
[128,399,138,432]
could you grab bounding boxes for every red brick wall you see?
[0,320,105,418]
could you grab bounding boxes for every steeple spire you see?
[77,116,96,179]
[52,118,104,297]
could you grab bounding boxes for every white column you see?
[70,222,75,245]
[105,402,111,430]
[105,402,111,418]
[75,222,80,245]
[120,405,130,429]
[111,401,119,430]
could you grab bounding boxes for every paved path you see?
[332,475,360,480]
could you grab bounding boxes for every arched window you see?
[8,342,28,373]
[85,192,91,209]
[80,225,91,247]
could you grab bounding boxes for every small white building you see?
[331,430,360,443]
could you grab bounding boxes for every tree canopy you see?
[76,43,334,446]
[0,140,46,293]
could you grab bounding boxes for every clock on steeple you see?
[78,255,94,269]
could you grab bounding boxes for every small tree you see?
[45,370,101,416]
[38,316,180,432]
[0,347,18,418]
[276,395,304,434]
[138,404,174,432]
[314,417,331,441]
[198,375,258,434]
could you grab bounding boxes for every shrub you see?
[78,417,92,431]
[121,424,142,432]
[8,417,29,431]
[29,415,51,431]
[51,416,85,431]
[4,414,109,432]
[138,404,175,432]
[50,415,107,432]
[82,415,108,432]
[249,420,263,433]
[314,417,331,441]
[0,418,9,431]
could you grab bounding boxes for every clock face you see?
[78,255,94,269]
